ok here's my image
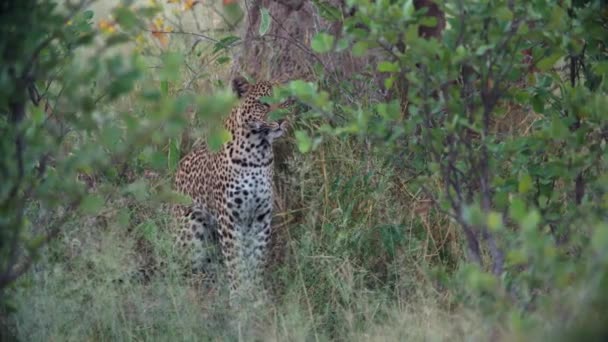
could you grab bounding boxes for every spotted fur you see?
[172,77,290,299]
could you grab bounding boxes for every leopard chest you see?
[224,164,273,226]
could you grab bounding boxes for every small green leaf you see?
[126,180,149,201]
[216,56,230,64]
[509,197,527,222]
[378,61,399,73]
[518,173,533,194]
[259,8,271,36]
[311,33,335,53]
[208,128,232,152]
[550,116,569,139]
[495,6,513,21]
[32,106,45,125]
[521,210,541,232]
[336,37,349,52]
[506,249,527,267]
[536,52,563,71]
[160,80,169,97]
[487,211,503,231]
[167,138,180,171]
[475,44,494,56]
[295,130,312,153]
[312,0,341,22]
[288,80,316,100]
[213,35,240,53]
[160,52,183,82]
[384,77,395,90]
[591,223,608,255]
[402,0,414,19]
[117,208,131,227]
[531,94,544,113]
[113,6,138,31]
[100,125,123,149]
[352,41,369,57]
[79,194,104,214]
[462,204,484,227]
[105,33,131,46]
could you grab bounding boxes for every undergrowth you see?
[3,1,607,341]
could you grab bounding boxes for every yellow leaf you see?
[98,18,117,34]
[150,16,172,47]
[183,0,199,10]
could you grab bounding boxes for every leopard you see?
[171,76,291,301]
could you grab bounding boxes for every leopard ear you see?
[232,76,250,98]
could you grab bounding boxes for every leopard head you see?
[228,76,292,140]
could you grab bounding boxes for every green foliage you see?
[259,8,271,36]
[0,0,237,312]
[2,0,608,340]
[280,0,608,337]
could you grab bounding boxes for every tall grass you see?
[7,120,493,340]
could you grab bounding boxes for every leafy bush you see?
[2,0,607,340]
[284,0,608,337]
[0,0,236,308]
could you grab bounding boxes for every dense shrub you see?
[1,0,607,340]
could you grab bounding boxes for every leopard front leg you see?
[217,206,271,304]
[216,210,241,302]
[245,201,273,293]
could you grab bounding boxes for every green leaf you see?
[591,223,608,255]
[378,61,399,73]
[113,6,138,31]
[160,80,169,97]
[269,108,290,121]
[295,130,312,153]
[494,6,513,21]
[352,41,369,57]
[384,76,395,90]
[312,0,341,22]
[475,44,494,56]
[167,138,180,172]
[419,16,437,27]
[160,52,183,82]
[336,38,349,52]
[126,180,149,201]
[105,33,131,46]
[79,194,104,214]
[521,210,541,232]
[216,56,231,64]
[509,197,527,222]
[487,211,503,231]
[531,94,544,113]
[140,220,159,242]
[536,52,563,71]
[100,125,123,149]
[402,0,414,19]
[311,33,335,53]
[288,80,317,100]
[506,249,527,267]
[117,208,131,228]
[462,204,484,227]
[32,106,45,125]
[213,35,240,53]
[259,8,271,36]
[550,116,569,139]
[208,128,232,152]
[518,173,533,194]
[196,88,236,121]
